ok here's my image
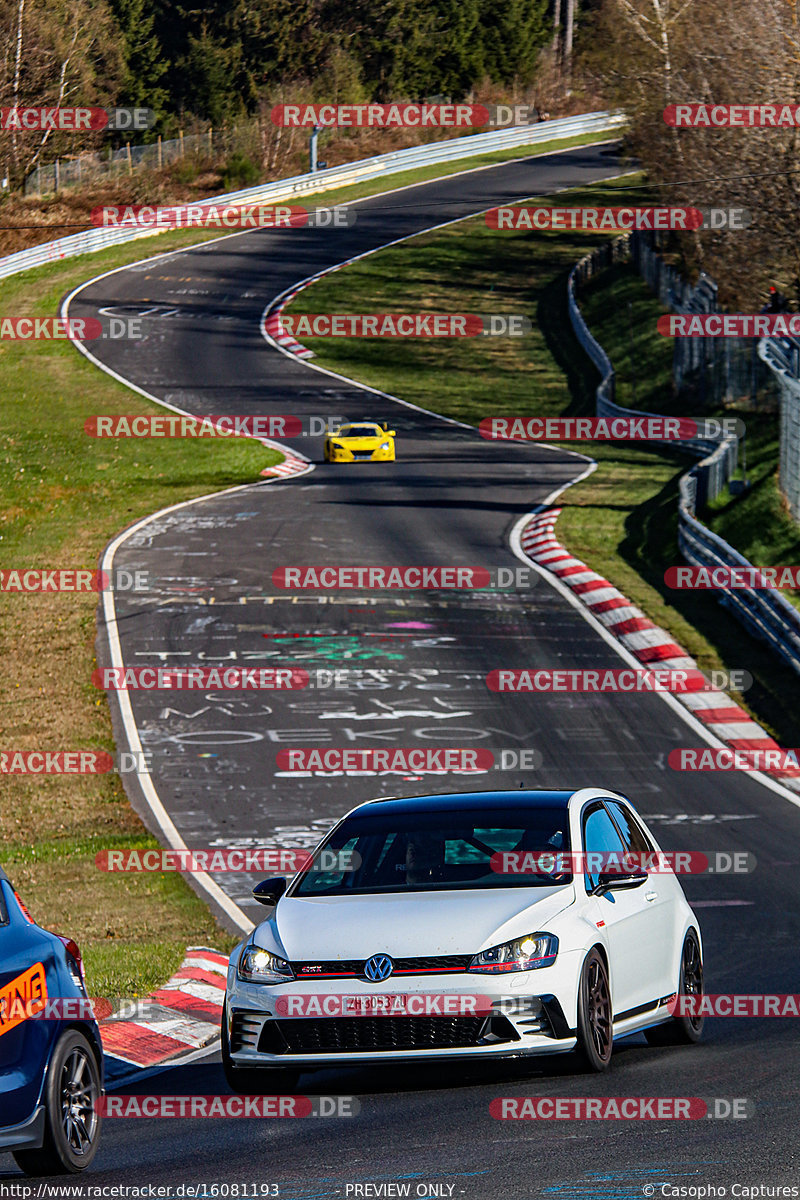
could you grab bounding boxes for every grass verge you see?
[283,175,800,749]
[0,259,274,994]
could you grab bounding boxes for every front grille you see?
[266,1015,489,1053]
[292,954,472,980]
[230,1010,263,1051]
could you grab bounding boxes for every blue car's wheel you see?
[13,1029,102,1175]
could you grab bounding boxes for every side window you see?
[583,804,626,892]
[0,885,9,926]
[604,801,655,855]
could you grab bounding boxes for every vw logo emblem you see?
[363,954,394,982]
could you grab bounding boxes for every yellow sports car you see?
[323,422,396,463]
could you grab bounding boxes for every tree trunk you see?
[565,0,576,66]
[12,0,26,179]
[553,0,562,57]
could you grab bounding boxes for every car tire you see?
[575,948,613,1071]
[13,1029,102,1175]
[221,1013,301,1095]
[645,931,704,1046]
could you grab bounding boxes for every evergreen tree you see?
[108,0,168,118]
[480,0,550,85]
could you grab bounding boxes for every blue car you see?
[0,865,103,1174]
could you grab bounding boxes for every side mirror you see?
[252,877,288,906]
[593,870,648,897]
[388,431,396,437]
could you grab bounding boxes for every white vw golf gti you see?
[223,789,704,1089]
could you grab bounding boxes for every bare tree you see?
[0,0,122,189]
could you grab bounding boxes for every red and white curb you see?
[260,453,310,480]
[519,509,800,791]
[260,286,327,478]
[263,287,315,359]
[100,946,226,1076]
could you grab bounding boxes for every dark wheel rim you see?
[59,1047,99,1158]
[586,959,612,1061]
[682,937,704,1030]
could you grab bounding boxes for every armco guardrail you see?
[678,476,800,676]
[567,234,800,679]
[567,234,738,508]
[0,110,626,283]
[759,335,800,522]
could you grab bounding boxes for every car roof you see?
[349,790,575,817]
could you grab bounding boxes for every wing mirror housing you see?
[593,870,648,897]
[252,877,288,905]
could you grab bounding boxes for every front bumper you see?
[225,969,579,1069]
[326,445,395,462]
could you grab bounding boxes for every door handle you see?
[645,891,658,902]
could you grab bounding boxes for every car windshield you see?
[293,805,572,895]
[340,425,379,438]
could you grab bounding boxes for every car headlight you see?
[380,441,390,451]
[330,442,344,451]
[237,944,295,984]
[468,933,558,974]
